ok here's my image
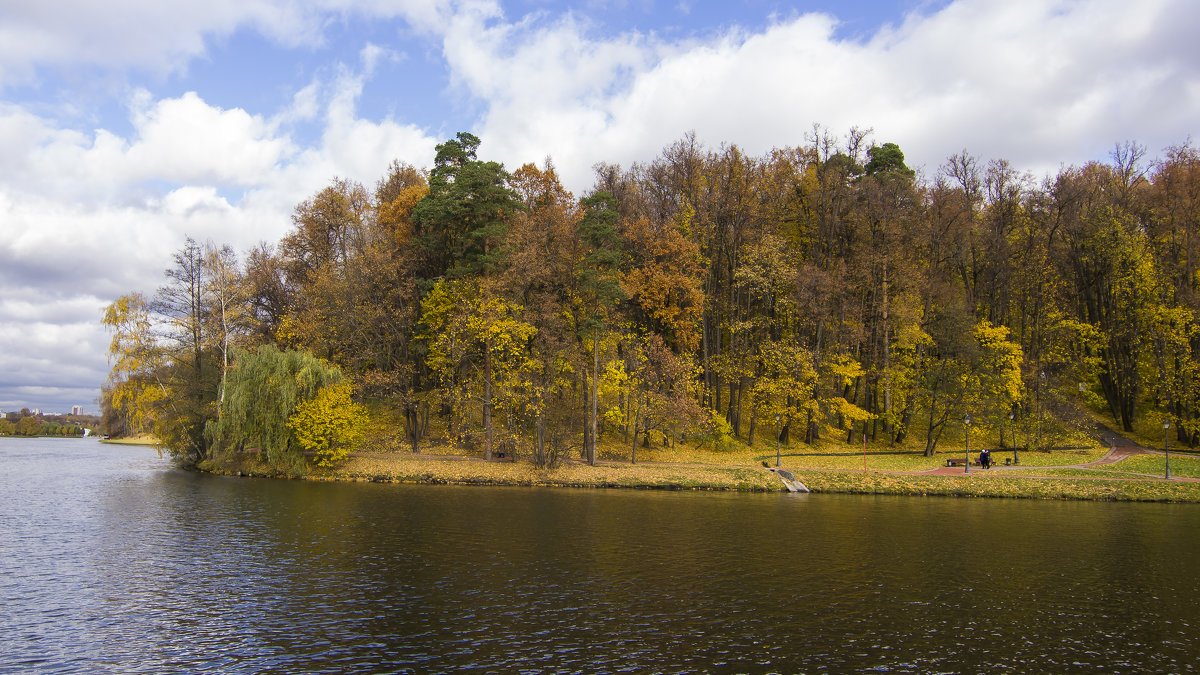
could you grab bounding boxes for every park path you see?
[1090,423,1152,464]
[919,424,1199,481]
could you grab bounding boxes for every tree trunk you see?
[631,396,641,464]
[895,400,914,445]
[581,369,590,460]
[746,405,757,446]
[923,389,940,457]
[591,329,599,466]
[536,409,546,467]
[846,376,861,443]
[408,405,419,453]
[882,263,892,436]
[484,336,493,460]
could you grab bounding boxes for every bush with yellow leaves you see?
[288,381,368,467]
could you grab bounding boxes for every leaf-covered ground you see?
[204,442,1200,503]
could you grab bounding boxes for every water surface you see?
[2,438,1197,673]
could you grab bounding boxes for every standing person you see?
[980,447,992,469]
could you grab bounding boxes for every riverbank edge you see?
[196,453,1200,503]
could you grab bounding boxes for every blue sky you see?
[0,0,1196,414]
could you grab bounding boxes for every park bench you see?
[945,454,1012,466]
[945,457,998,467]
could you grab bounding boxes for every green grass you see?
[999,467,1128,478]
[1093,453,1200,479]
[204,450,1200,502]
[795,469,1200,501]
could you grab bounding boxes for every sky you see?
[0,0,1197,415]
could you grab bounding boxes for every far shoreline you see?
[193,449,1200,504]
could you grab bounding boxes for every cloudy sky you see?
[1,0,1197,414]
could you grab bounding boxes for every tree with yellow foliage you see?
[421,279,537,459]
[102,293,168,437]
[288,381,367,467]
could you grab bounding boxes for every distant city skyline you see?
[2,403,97,414]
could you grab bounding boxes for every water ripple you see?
[2,439,1200,673]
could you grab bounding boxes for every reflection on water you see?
[2,438,1197,673]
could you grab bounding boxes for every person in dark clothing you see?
[980,448,992,469]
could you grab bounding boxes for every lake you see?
[2,437,1197,673]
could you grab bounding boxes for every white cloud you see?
[0,0,469,86]
[0,93,292,206]
[0,292,109,402]
[0,48,440,411]
[125,92,294,187]
[445,0,1200,190]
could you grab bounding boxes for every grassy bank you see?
[118,415,1199,501]
[98,437,161,446]
[801,468,1200,502]
[203,452,781,491]
[198,445,1200,503]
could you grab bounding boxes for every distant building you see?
[71,405,83,416]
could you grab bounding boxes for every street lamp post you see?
[964,414,972,474]
[1164,419,1172,480]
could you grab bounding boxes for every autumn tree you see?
[288,380,368,467]
[364,161,430,451]
[411,133,524,458]
[1146,144,1200,443]
[102,293,166,437]
[575,190,625,464]
[207,344,344,469]
[625,332,702,462]
[1055,162,1154,431]
[747,338,818,450]
[105,130,1200,462]
[16,416,41,436]
[967,321,1026,443]
[151,237,222,463]
[278,178,372,361]
[243,242,291,344]
[203,242,250,420]
[505,162,586,466]
[420,279,536,460]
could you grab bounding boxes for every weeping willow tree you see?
[206,344,343,467]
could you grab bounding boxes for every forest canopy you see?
[101,128,1200,468]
